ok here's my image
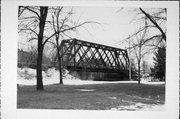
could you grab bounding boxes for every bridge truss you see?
[59,38,129,76]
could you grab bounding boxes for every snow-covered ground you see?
[17,68,165,86]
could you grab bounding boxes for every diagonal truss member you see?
[59,38,129,73]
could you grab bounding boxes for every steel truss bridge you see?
[59,38,129,77]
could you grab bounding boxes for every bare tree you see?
[134,8,166,83]
[122,8,166,49]
[50,7,98,84]
[119,8,166,83]
[139,8,166,42]
[130,28,149,84]
[19,6,49,90]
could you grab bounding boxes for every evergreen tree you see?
[151,46,166,81]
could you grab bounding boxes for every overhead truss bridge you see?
[59,38,129,75]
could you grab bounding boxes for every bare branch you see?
[143,34,162,45]
[21,6,40,18]
[28,37,38,42]
[152,16,166,21]
[61,32,73,39]
[18,6,26,17]
[19,16,39,20]
[60,21,100,33]
[122,26,147,43]
[19,28,38,36]
[139,8,166,42]
[46,40,56,45]
[43,21,99,46]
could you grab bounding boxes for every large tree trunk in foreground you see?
[37,46,44,90]
[36,7,48,90]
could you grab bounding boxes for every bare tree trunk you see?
[36,7,48,90]
[138,60,141,84]
[57,46,63,84]
[137,42,142,84]
[37,45,44,90]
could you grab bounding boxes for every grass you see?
[17,82,165,110]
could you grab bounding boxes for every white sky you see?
[71,7,138,49]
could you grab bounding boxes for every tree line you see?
[18,48,53,70]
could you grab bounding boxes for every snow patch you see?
[76,89,95,92]
[108,97,117,100]
[111,103,165,111]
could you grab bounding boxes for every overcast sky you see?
[71,7,139,49]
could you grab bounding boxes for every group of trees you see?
[18,48,52,70]
[18,6,95,90]
[150,46,166,81]
[122,8,166,83]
